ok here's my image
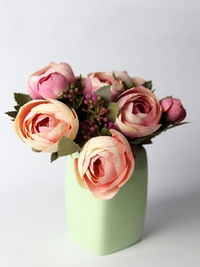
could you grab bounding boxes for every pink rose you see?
[74,129,134,200]
[83,71,132,101]
[14,99,79,153]
[28,62,75,99]
[115,86,162,138]
[160,97,186,123]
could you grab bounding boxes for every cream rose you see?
[83,71,132,101]
[14,99,79,153]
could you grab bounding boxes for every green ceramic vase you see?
[65,147,148,255]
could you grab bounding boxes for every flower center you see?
[93,158,102,177]
[36,117,49,132]
[132,100,150,114]
[32,114,59,134]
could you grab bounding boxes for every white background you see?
[0,0,200,266]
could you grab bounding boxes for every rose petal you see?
[92,186,120,200]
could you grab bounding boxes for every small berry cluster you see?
[60,76,84,109]
[63,83,80,102]
[62,81,84,111]
[80,93,116,139]
[83,93,104,109]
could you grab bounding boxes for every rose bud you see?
[74,129,134,200]
[28,62,75,99]
[160,97,186,123]
[14,99,79,153]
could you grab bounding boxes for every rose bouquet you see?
[6,62,187,200]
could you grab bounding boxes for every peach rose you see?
[74,129,134,200]
[28,62,75,99]
[115,86,162,138]
[14,99,79,153]
[83,71,132,101]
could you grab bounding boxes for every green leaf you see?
[122,81,136,90]
[5,111,18,118]
[168,121,189,129]
[14,105,20,111]
[107,102,119,123]
[101,127,112,136]
[58,136,81,157]
[74,96,84,109]
[96,85,111,106]
[14,93,31,106]
[131,122,188,147]
[112,72,117,79]
[149,122,188,141]
[143,80,152,90]
[131,136,152,146]
[69,82,75,89]
[130,144,140,157]
[51,152,58,162]
[131,123,170,146]
[75,74,83,89]
[127,82,136,89]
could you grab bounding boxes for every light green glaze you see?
[65,147,148,255]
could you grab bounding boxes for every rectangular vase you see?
[65,147,148,255]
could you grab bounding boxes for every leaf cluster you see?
[5,93,31,120]
[130,122,188,150]
[51,136,81,162]
[96,85,119,124]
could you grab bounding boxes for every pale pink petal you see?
[84,175,112,193]
[115,117,140,138]
[118,154,135,187]
[83,77,95,95]
[132,77,146,86]
[45,62,75,83]
[39,73,68,99]
[110,129,133,159]
[160,98,173,112]
[114,71,133,85]
[74,158,88,189]
[92,186,120,200]
[96,155,118,185]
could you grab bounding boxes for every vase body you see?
[65,147,148,255]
